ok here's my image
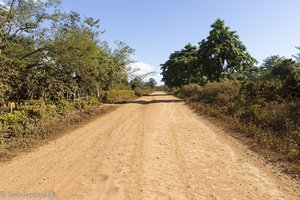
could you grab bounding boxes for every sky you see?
[48,1,300,84]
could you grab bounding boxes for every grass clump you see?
[105,90,135,103]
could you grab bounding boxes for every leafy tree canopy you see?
[198,18,257,82]
[161,44,202,88]
[0,0,135,102]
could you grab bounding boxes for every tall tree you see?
[147,78,157,89]
[0,0,61,54]
[101,41,135,90]
[198,19,256,82]
[0,0,135,102]
[0,0,62,101]
[261,55,284,71]
[161,44,202,88]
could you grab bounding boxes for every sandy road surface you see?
[0,92,299,200]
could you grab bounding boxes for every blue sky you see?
[62,0,300,84]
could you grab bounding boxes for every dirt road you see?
[0,92,299,199]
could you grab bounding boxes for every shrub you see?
[23,100,47,118]
[97,90,106,102]
[56,99,73,113]
[239,104,261,124]
[198,80,240,105]
[74,98,89,110]
[180,84,202,99]
[25,99,45,106]
[180,80,240,106]
[88,96,100,105]
[105,90,135,103]
[0,110,27,127]
[46,104,57,116]
[22,105,43,119]
[241,80,283,102]
[170,87,181,95]
[134,87,143,97]
[141,89,153,96]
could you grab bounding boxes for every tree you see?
[130,77,143,90]
[252,57,300,99]
[0,0,61,53]
[0,0,135,102]
[161,44,202,88]
[261,55,284,71]
[147,78,157,89]
[100,41,135,90]
[293,47,300,62]
[0,0,64,101]
[198,19,257,82]
[0,54,24,101]
[270,59,300,89]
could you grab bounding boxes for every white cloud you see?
[128,62,163,86]
[0,0,6,6]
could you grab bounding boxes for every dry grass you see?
[178,80,300,179]
[0,105,116,161]
[187,101,300,179]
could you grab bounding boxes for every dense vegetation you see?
[0,0,136,103]
[161,19,257,87]
[0,0,158,157]
[162,19,300,163]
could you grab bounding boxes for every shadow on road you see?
[116,99,183,105]
[143,93,170,97]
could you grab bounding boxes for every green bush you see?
[180,84,202,99]
[46,104,57,116]
[180,80,240,106]
[134,87,143,97]
[56,99,73,113]
[74,98,89,110]
[97,90,106,102]
[25,99,45,106]
[22,100,47,118]
[0,110,28,127]
[198,80,240,105]
[241,80,283,102]
[21,105,43,119]
[88,96,100,105]
[105,90,135,103]
[170,87,181,95]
